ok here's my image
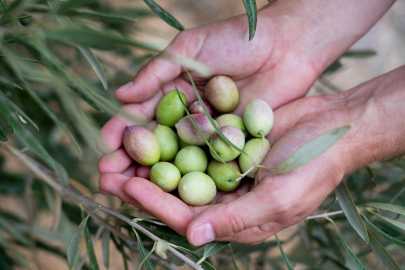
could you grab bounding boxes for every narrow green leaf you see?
[0,77,22,90]
[327,218,368,270]
[275,234,294,270]
[335,181,368,242]
[368,232,401,270]
[197,241,229,265]
[229,244,240,270]
[132,229,155,270]
[77,45,107,90]
[185,71,250,158]
[44,26,159,51]
[118,240,129,270]
[67,208,98,269]
[0,0,26,24]
[362,215,405,247]
[175,87,240,174]
[57,0,96,14]
[241,0,257,41]
[84,227,100,270]
[364,203,405,216]
[342,50,377,58]
[0,215,30,245]
[66,9,137,24]
[264,126,350,174]
[0,102,15,134]
[101,229,110,269]
[172,245,216,270]
[0,123,7,141]
[0,91,38,130]
[142,0,184,31]
[368,211,405,231]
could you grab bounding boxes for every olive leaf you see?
[84,227,100,270]
[335,181,369,242]
[101,229,110,269]
[67,207,99,269]
[172,245,216,270]
[368,232,401,270]
[241,0,257,41]
[362,214,405,247]
[367,211,405,231]
[261,126,350,174]
[0,123,7,141]
[0,77,23,90]
[363,202,405,216]
[197,241,229,265]
[327,218,368,270]
[275,234,294,270]
[142,0,184,31]
[132,228,155,270]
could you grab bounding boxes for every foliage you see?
[0,0,404,270]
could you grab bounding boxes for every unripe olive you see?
[123,125,160,166]
[239,138,270,178]
[205,76,239,113]
[188,100,213,116]
[178,172,216,206]
[175,146,208,175]
[175,114,216,146]
[207,160,241,192]
[209,126,245,162]
[150,162,181,192]
[243,99,274,137]
[216,114,248,138]
[153,125,179,161]
[156,90,187,127]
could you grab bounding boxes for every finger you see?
[136,166,151,179]
[124,177,208,235]
[115,55,182,103]
[96,93,163,153]
[185,180,278,246]
[99,187,114,196]
[98,148,132,174]
[122,164,138,177]
[99,173,152,216]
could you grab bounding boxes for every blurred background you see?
[0,0,404,269]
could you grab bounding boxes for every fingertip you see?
[136,165,151,179]
[98,148,132,174]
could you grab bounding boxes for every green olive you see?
[123,125,160,166]
[243,99,274,137]
[175,146,208,175]
[207,160,241,191]
[205,76,239,113]
[209,125,245,162]
[216,114,248,137]
[239,138,270,178]
[150,162,181,192]
[156,90,187,127]
[153,125,179,161]
[178,172,216,205]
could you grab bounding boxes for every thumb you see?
[186,183,277,246]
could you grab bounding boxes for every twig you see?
[0,142,200,270]
[306,210,344,220]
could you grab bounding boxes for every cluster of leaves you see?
[0,0,404,270]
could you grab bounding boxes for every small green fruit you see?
[175,146,207,175]
[175,114,216,146]
[156,90,187,127]
[207,160,241,191]
[210,125,245,162]
[178,172,216,206]
[150,162,181,192]
[205,76,239,113]
[123,125,160,166]
[216,114,248,137]
[243,99,274,137]
[153,125,179,161]
[239,138,270,178]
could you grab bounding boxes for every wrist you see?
[326,66,405,174]
[258,0,395,75]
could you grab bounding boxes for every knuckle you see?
[225,211,246,236]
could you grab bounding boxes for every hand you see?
[100,65,405,245]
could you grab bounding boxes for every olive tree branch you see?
[0,142,201,270]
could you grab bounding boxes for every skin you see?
[97,0,397,245]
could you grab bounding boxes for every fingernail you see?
[191,223,215,246]
[116,81,133,92]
